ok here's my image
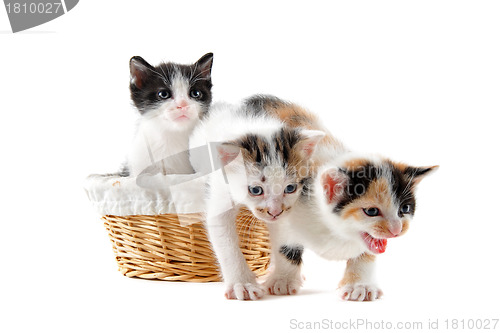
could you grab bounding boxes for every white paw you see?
[225,282,265,301]
[339,284,383,302]
[264,275,303,295]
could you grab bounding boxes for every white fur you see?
[189,102,284,152]
[339,284,382,301]
[262,223,304,295]
[128,74,203,176]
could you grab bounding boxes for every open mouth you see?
[361,232,388,254]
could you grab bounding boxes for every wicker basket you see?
[102,209,270,282]
[85,173,271,282]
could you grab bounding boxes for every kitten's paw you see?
[339,284,383,302]
[264,275,303,296]
[225,282,265,301]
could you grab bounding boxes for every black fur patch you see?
[334,163,378,213]
[279,245,304,265]
[233,134,270,165]
[232,127,302,169]
[389,163,416,217]
[272,127,302,168]
[243,94,286,116]
[300,177,313,196]
[334,162,418,216]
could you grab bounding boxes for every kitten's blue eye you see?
[363,207,380,217]
[284,184,297,194]
[190,89,202,99]
[248,186,264,196]
[158,90,170,99]
[400,204,412,214]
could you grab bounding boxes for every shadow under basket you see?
[102,208,270,282]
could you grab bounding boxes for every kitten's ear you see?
[297,130,325,159]
[194,53,214,80]
[216,143,241,166]
[321,168,349,205]
[130,56,154,89]
[406,165,439,186]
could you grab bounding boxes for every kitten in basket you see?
[192,95,437,301]
[124,53,214,176]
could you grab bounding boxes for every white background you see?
[1,1,499,332]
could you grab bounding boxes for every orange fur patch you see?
[341,178,393,220]
[400,219,410,236]
[265,101,344,152]
[339,270,361,287]
[339,253,376,287]
[372,220,392,236]
[362,179,392,213]
[391,161,409,173]
[343,159,371,170]
[269,103,318,130]
[342,206,363,221]
[373,219,410,237]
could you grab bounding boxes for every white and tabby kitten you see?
[126,53,213,176]
[189,100,325,300]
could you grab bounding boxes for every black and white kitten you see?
[126,53,213,176]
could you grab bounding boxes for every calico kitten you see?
[126,53,213,176]
[246,96,438,301]
[189,101,325,300]
[275,156,438,301]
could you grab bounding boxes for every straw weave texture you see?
[102,208,270,282]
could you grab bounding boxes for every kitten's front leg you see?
[263,223,304,295]
[338,252,382,301]
[206,206,264,301]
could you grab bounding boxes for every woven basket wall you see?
[103,208,270,282]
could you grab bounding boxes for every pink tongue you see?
[362,232,388,254]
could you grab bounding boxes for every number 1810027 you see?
[6,2,63,14]
[444,319,499,330]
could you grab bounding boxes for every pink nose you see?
[176,100,189,109]
[388,222,402,237]
[267,208,283,218]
